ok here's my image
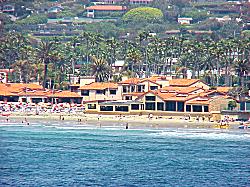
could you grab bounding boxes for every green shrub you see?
[16,14,47,25]
[122,7,163,24]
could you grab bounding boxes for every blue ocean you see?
[0,121,249,186]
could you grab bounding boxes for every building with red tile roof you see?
[169,79,209,89]
[86,5,126,18]
[79,82,121,102]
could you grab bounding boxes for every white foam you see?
[151,130,250,141]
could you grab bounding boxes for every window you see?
[32,98,42,104]
[115,106,129,112]
[131,104,140,110]
[192,105,202,112]
[186,105,191,112]
[157,102,164,111]
[22,98,27,103]
[150,86,158,90]
[166,101,176,111]
[125,96,132,100]
[204,106,209,112]
[146,96,156,101]
[88,104,96,109]
[137,85,145,92]
[177,102,184,112]
[131,85,135,92]
[81,90,89,96]
[145,102,155,110]
[100,106,113,111]
[96,90,105,94]
[110,90,116,95]
[8,96,18,102]
[123,86,127,93]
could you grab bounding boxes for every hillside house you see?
[129,0,154,4]
[48,6,64,13]
[178,18,193,25]
[86,5,126,18]
[0,69,14,83]
[2,5,15,13]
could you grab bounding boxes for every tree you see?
[122,7,163,24]
[36,39,58,89]
[91,56,112,82]
[228,100,237,110]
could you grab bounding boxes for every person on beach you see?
[6,116,9,122]
[125,122,128,129]
[196,116,199,122]
[202,116,205,122]
[208,115,211,122]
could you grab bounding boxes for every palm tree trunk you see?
[43,62,48,89]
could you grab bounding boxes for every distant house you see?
[112,60,125,73]
[86,5,126,18]
[2,5,15,13]
[0,69,14,83]
[96,0,153,4]
[48,6,64,13]
[96,0,122,4]
[214,16,231,23]
[129,0,154,4]
[178,17,193,25]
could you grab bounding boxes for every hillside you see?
[0,0,249,39]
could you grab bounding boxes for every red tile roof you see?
[186,97,210,105]
[0,83,43,95]
[79,82,118,90]
[216,87,232,93]
[122,92,145,96]
[18,90,48,97]
[169,79,200,87]
[119,78,140,84]
[86,5,126,11]
[47,91,81,98]
[161,86,203,94]
[166,94,198,102]
[199,90,225,97]
[0,69,15,73]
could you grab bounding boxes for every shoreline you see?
[0,112,242,130]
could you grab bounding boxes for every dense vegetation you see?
[0,32,249,94]
[122,7,163,23]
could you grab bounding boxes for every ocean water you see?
[0,122,250,186]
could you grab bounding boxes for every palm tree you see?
[36,39,58,89]
[91,56,112,82]
[234,59,249,88]
[11,60,34,83]
[126,45,142,78]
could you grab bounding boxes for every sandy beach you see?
[0,111,242,130]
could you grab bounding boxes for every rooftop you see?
[79,82,118,90]
[86,5,126,11]
[169,79,200,87]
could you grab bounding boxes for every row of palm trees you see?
[0,31,249,90]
